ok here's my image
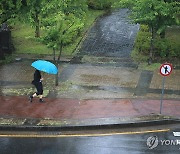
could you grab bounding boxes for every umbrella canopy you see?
[31,60,58,74]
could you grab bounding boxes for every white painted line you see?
[173,132,180,137]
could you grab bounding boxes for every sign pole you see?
[159,63,173,114]
[160,76,166,114]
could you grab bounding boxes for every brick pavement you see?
[0,96,179,120]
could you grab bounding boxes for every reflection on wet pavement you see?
[0,9,179,100]
[0,60,57,96]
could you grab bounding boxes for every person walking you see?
[29,69,44,103]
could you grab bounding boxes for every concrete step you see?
[70,55,138,68]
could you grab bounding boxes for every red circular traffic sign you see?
[160,63,173,76]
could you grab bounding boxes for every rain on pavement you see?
[0,8,180,154]
[0,9,179,100]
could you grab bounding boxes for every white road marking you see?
[173,132,180,137]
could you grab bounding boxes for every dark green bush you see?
[132,24,180,63]
[113,0,136,9]
[154,38,180,58]
[131,25,151,62]
[87,0,112,10]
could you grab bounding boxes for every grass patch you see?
[11,23,52,54]
[138,63,161,71]
[83,9,105,30]
[62,36,82,56]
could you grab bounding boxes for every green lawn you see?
[11,23,52,54]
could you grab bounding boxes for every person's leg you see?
[38,83,44,102]
[29,92,37,102]
[32,93,37,97]
[29,83,44,103]
[39,95,44,102]
[29,84,38,102]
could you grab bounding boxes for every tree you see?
[0,0,16,24]
[42,0,87,85]
[18,0,45,37]
[0,0,43,38]
[131,0,179,62]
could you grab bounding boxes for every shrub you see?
[154,38,180,58]
[113,0,136,9]
[132,24,180,63]
[131,25,151,62]
[87,0,112,10]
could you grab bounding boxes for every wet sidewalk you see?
[0,8,179,129]
[0,96,179,128]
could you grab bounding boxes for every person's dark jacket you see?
[32,70,41,85]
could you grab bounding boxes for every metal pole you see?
[160,76,166,114]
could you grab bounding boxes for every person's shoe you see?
[39,99,45,103]
[29,96,33,102]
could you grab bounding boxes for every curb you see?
[0,118,179,132]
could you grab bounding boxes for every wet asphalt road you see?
[0,129,180,154]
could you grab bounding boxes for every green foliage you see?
[43,13,84,49]
[87,0,113,10]
[41,0,87,52]
[132,24,180,63]
[131,25,151,62]
[131,0,179,35]
[154,38,169,58]
[0,0,16,23]
[130,0,180,61]
[154,38,180,58]
[138,63,161,71]
[10,5,104,55]
[112,0,136,9]
[154,26,180,59]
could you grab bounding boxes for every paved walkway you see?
[0,96,179,127]
[0,59,179,128]
[0,60,179,99]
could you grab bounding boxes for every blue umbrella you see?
[31,60,58,74]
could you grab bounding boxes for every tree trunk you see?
[34,10,40,38]
[148,26,155,65]
[53,48,58,86]
[55,41,63,86]
[53,47,56,61]
[58,41,63,61]
[55,64,59,86]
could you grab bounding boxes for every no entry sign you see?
[160,63,173,76]
[159,63,173,114]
